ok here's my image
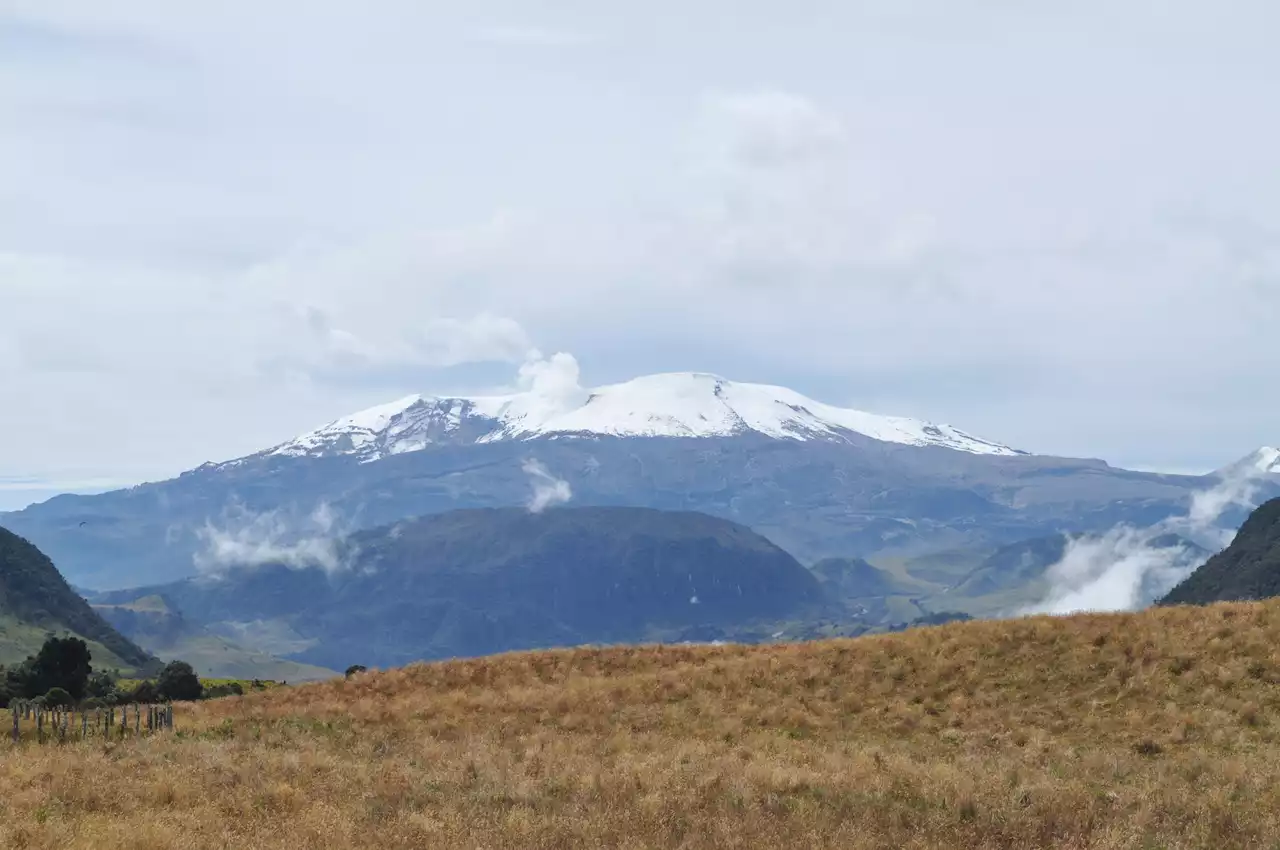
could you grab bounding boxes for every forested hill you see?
[1160,498,1280,606]
[0,526,155,670]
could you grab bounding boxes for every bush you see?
[130,680,160,704]
[203,682,244,700]
[157,661,202,702]
[43,687,74,709]
[345,665,368,678]
[86,671,116,699]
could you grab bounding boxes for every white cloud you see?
[699,91,849,172]
[193,501,355,575]
[522,459,572,513]
[1023,464,1269,616]
[1024,530,1200,616]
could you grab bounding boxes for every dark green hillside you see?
[0,526,155,670]
[1160,498,1280,606]
[100,507,828,670]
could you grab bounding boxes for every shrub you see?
[87,671,116,699]
[157,661,202,702]
[43,687,74,709]
[345,665,368,679]
[203,682,244,700]
[130,680,159,704]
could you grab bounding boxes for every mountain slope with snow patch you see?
[1216,447,1280,479]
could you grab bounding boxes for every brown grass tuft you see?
[5,600,1280,847]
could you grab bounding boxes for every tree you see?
[23,636,92,700]
[345,664,367,678]
[130,680,159,704]
[86,671,116,699]
[156,660,202,702]
[43,687,73,709]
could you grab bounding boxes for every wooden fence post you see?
[82,710,88,740]
[12,704,18,744]
[36,707,43,744]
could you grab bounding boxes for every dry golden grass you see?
[6,601,1280,848]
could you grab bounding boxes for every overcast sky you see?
[2,1,1279,510]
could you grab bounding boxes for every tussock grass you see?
[6,601,1280,848]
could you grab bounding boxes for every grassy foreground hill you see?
[5,601,1280,848]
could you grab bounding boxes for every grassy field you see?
[5,600,1280,848]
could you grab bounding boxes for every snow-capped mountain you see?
[250,372,1022,464]
[1249,447,1280,475]
[12,371,1271,591]
[1217,447,1280,478]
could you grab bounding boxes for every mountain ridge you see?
[5,436,1263,591]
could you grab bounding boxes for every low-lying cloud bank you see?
[193,501,357,576]
[1023,467,1268,616]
